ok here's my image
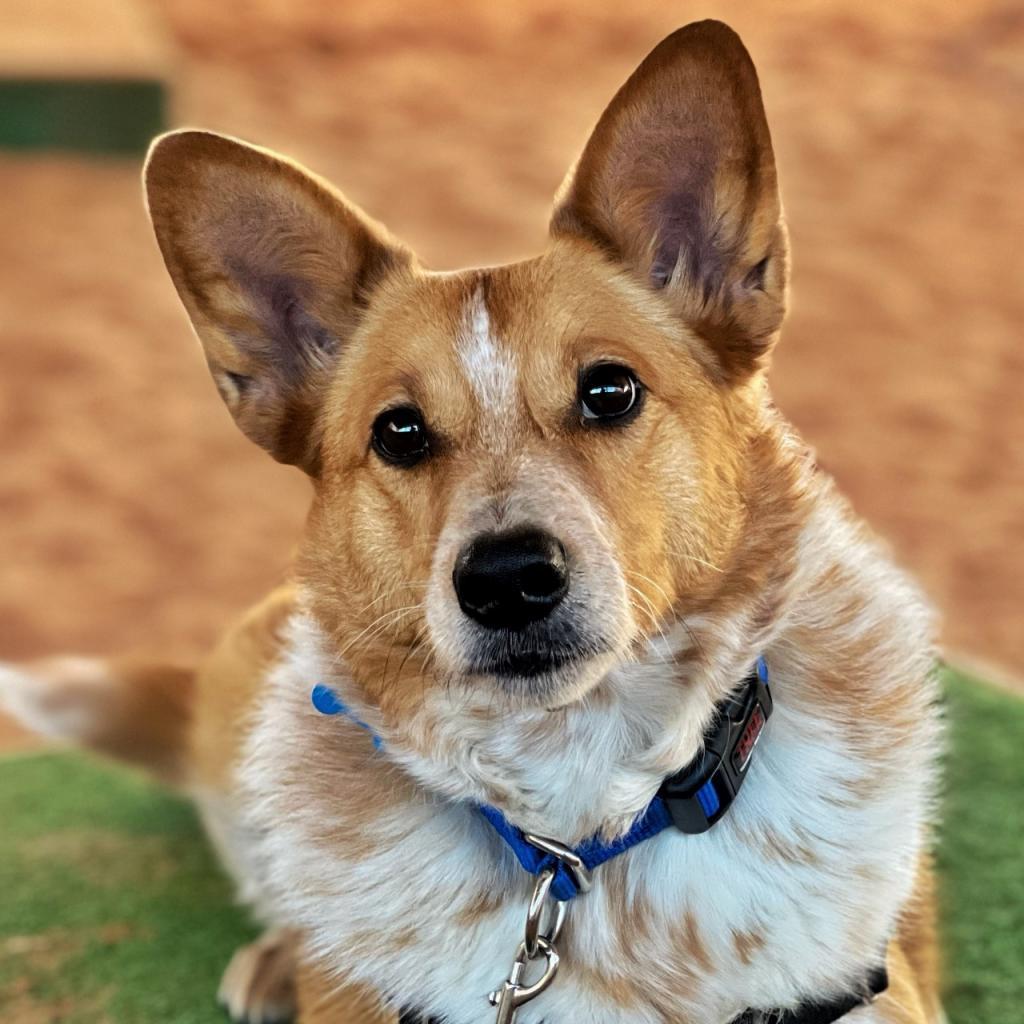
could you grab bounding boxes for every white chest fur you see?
[236,593,939,1024]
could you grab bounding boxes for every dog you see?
[1,20,944,1024]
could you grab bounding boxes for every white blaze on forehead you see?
[458,286,518,427]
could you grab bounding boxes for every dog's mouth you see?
[468,648,575,680]
[463,621,611,692]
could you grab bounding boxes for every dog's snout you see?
[453,528,569,630]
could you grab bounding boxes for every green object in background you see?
[0,669,1020,1022]
[0,78,166,155]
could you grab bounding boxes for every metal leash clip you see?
[489,864,567,1024]
[488,935,559,1024]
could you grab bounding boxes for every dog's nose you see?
[453,528,569,630]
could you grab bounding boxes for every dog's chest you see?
[238,662,935,1024]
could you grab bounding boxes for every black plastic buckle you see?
[657,662,772,834]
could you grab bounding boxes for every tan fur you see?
[4,20,942,1024]
[218,928,299,1023]
[189,586,296,791]
[295,958,395,1024]
[0,655,193,783]
[892,858,943,1023]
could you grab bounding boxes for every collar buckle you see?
[658,658,772,834]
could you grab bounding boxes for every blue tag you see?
[311,682,347,716]
[310,684,383,751]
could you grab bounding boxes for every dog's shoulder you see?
[191,584,299,791]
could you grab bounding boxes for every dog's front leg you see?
[218,927,300,1024]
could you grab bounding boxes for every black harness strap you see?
[398,964,887,1024]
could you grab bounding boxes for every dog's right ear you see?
[551,21,787,382]
[145,130,411,474]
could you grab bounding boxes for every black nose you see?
[453,528,569,630]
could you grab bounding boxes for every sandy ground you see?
[1,0,1022,745]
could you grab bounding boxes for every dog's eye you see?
[371,406,429,465]
[579,363,641,422]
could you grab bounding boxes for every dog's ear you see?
[551,21,787,380]
[145,130,411,473]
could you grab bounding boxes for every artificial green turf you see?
[0,669,1020,1022]
[0,754,256,1022]
[937,671,1024,1023]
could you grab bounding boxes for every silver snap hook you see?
[488,936,560,1024]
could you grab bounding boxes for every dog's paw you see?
[218,928,298,1024]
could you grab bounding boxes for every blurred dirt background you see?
[1,0,1022,747]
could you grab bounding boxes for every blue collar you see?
[312,656,770,902]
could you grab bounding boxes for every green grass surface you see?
[0,669,1020,1022]
[937,671,1024,1021]
[0,755,255,1022]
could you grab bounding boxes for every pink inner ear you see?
[742,257,770,292]
[648,187,728,298]
[221,259,338,385]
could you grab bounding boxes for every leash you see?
[314,659,885,1022]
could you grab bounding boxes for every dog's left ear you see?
[145,130,411,474]
[551,20,788,381]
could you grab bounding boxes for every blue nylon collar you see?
[477,798,674,900]
[311,655,769,901]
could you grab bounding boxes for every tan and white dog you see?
[1,20,944,1024]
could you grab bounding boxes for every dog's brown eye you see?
[579,363,641,422]
[371,406,429,465]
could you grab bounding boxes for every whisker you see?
[346,580,432,622]
[333,604,425,665]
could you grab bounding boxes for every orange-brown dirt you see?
[1,0,1022,747]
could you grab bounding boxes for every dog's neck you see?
[389,634,748,843]
[378,537,799,843]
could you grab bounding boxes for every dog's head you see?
[146,21,789,717]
